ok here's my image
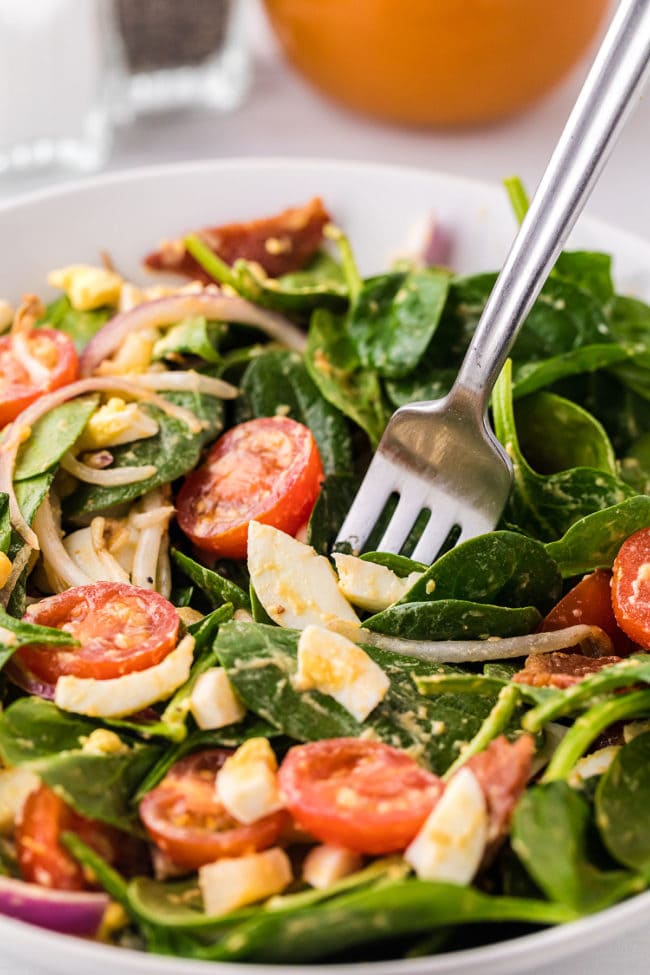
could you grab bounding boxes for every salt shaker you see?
[0,0,118,175]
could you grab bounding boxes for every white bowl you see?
[1,158,650,975]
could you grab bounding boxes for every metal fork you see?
[336,0,650,564]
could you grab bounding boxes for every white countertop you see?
[0,2,649,973]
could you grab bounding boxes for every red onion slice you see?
[0,875,108,936]
[79,292,307,377]
[6,660,57,701]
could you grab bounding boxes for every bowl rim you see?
[1,155,649,975]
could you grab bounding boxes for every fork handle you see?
[452,0,650,413]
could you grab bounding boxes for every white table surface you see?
[0,2,649,973]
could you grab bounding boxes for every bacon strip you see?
[144,197,331,283]
[466,735,534,847]
[513,651,622,690]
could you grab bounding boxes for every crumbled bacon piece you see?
[144,197,331,283]
[512,651,622,690]
[466,735,534,846]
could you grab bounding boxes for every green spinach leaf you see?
[348,268,449,379]
[153,317,222,364]
[215,621,496,774]
[544,496,650,578]
[595,732,650,877]
[512,781,641,913]
[43,296,113,352]
[171,550,250,611]
[395,531,561,613]
[364,601,540,641]
[306,309,388,447]
[241,349,352,475]
[14,396,99,481]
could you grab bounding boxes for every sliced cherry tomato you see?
[17,785,124,891]
[0,329,78,428]
[144,197,330,282]
[612,528,650,648]
[18,582,179,683]
[278,738,443,855]
[139,750,288,870]
[540,569,636,655]
[176,416,324,559]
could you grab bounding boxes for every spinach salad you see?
[0,186,649,963]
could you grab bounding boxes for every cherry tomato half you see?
[176,416,324,559]
[17,785,124,891]
[278,738,443,855]
[18,582,180,683]
[612,528,650,648]
[139,750,288,870]
[0,329,78,428]
[540,569,636,656]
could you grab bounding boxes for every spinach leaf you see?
[511,344,636,398]
[241,349,352,475]
[307,473,360,555]
[514,392,616,476]
[512,781,641,913]
[544,496,650,578]
[306,309,388,447]
[595,732,650,877]
[384,366,456,408]
[0,607,77,648]
[171,550,250,610]
[6,472,55,616]
[215,621,496,773]
[348,268,449,379]
[64,393,223,517]
[231,254,348,315]
[43,296,113,351]
[395,531,561,613]
[14,396,99,481]
[360,551,427,576]
[205,879,575,962]
[0,698,98,766]
[609,293,650,345]
[40,744,162,833]
[553,251,615,306]
[364,601,540,641]
[492,360,634,540]
[0,699,161,831]
[153,317,222,364]
[621,433,650,493]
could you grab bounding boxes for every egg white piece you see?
[302,844,363,890]
[54,635,194,718]
[216,738,284,825]
[190,667,247,730]
[333,553,422,612]
[295,624,390,722]
[247,522,359,629]
[405,767,488,884]
[199,848,292,917]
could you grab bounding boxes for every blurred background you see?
[0,0,648,237]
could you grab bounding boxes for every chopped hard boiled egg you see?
[247,522,359,630]
[0,767,40,834]
[294,625,390,722]
[568,745,620,787]
[96,331,159,377]
[302,844,363,889]
[405,768,488,884]
[216,738,284,825]
[333,553,423,612]
[54,635,194,718]
[189,667,247,730]
[48,264,122,311]
[199,847,292,917]
[77,398,160,450]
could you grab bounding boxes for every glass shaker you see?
[111,0,250,117]
[0,0,119,175]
